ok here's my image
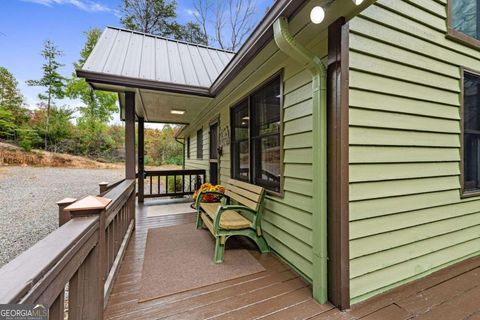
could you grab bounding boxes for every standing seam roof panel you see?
[122,33,144,77]
[83,28,118,72]
[208,50,225,74]
[104,31,132,75]
[155,39,171,82]
[177,43,200,86]
[140,35,156,80]
[80,27,234,88]
[167,41,185,84]
[187,46,211,87]
[197,47,221,81]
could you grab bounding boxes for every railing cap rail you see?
[0,216,99,303]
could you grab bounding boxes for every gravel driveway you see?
[0,166,124,267]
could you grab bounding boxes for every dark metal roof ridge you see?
[76,69,213,97]
[105,26,236,54]
[209,0,309,95]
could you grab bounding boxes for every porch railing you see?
[142,169,206,199]
[0,179,136,319]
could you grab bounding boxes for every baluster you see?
[165,175,169,195]
[48,288,65,320]
[182,174,185,195]
[158,174,160,196]
[149,176,153,195]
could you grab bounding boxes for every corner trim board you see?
[327,17,350,310]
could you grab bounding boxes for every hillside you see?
[0,142,122,169]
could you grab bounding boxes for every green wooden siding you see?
[348,0,480,304]
[184,12,329,281]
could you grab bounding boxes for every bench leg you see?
[254,235,270,254]
[214,236,225,264]
[196,212,204,229]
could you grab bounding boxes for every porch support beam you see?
[138,117,145,202]
[125,92,136,180]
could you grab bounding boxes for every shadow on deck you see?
[105,200,480,320]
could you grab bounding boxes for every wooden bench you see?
[195,178,270,263]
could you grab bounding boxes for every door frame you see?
[209,116,220,185]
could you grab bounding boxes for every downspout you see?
[175,137,186,169]
[273,17,328,304]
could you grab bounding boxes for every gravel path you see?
[0,166,124,267]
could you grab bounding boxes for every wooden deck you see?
[104,201,480,319]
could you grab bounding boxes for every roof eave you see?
[76,69,214,98]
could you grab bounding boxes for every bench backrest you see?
[225,179,265,211]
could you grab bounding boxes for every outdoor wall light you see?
[353,0,364,5]
[170,109,185,115]
[310,6,325,24]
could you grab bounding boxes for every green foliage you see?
[120,0,178,36]
[177,22,208,45]
[17,126,41,152]
[119,0,207,44]
[26,40,66,149]
[0,106,16,139]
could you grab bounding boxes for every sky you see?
[0,0,272,124]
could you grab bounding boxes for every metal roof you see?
[81,27,235,89]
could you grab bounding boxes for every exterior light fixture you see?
[170,109,185,115]
[353,0,364,4]
[310,6,325,24]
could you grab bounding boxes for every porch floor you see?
[104,201,480,319]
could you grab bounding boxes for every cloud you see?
[185,8,199,17]
[21,0,111,13]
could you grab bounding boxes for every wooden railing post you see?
[56,198,76,227]
[99,181,109,194]
[65,196,110,320]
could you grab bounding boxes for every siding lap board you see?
[348,0,480,304]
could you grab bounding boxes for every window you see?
[449,0,480,45]
[187,137,191,159]
[197,129,203,159]
[463,71,480,194]
[231,75,282,193]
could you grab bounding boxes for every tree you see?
[178,22,208,45]
[119,0,179,37]
[0,67,28,133]
[66,29,118,158]
[192,0,256,51]
[27,40,66,149]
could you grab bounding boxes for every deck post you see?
[65,196,109,319]
[138,116,145,202]
[56,198,76,226]
[125,92,136,180]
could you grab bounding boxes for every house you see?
[2,0,480,318]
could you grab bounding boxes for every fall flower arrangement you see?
[193,183,225,203]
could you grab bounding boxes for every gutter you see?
[273,17,328,304]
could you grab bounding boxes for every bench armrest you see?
[195,191,229,211]
[219,205,256,215]
[213,204,257,232]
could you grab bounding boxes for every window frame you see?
[461,67,480,198]
[197,128,203,160]
[187,137,191,159]
[447,0,480,49]
[229,70,284,197]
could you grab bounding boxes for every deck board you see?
[104,201,480,319]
